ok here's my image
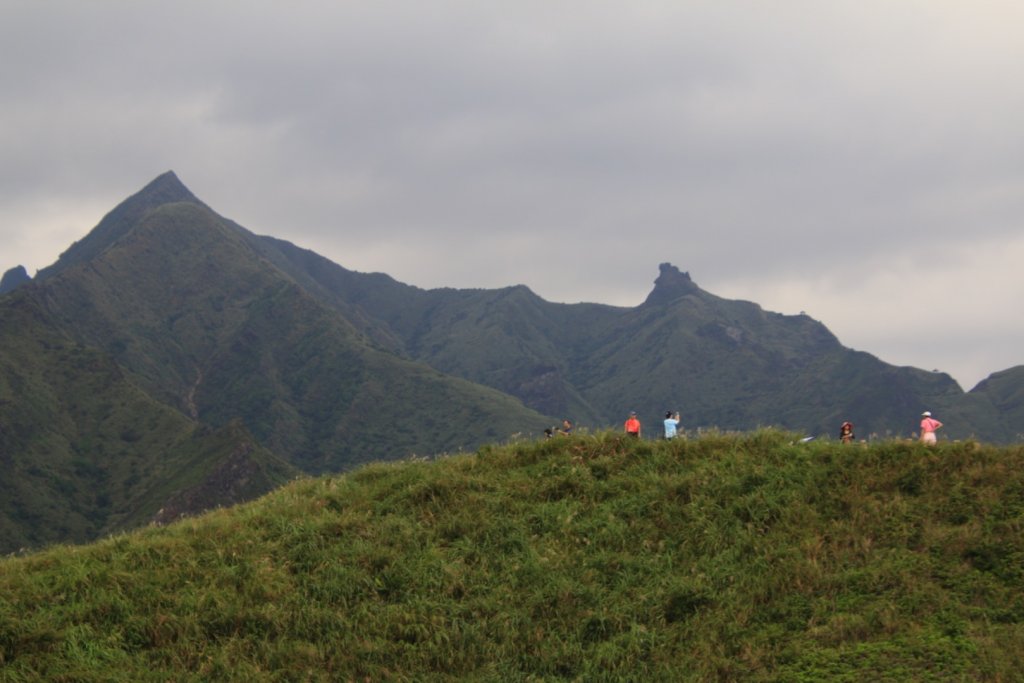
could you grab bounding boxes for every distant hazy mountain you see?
[234,231,1020,443]
[1,171,1021,551]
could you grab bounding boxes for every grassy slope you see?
[2,431,1023,681]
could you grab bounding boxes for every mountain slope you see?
[967,366,1024,440]
[24,179,552,473]
[255,249,990,441]
[569,271,969,439]
[0,290,297,553]
[1,172,554,550]
[218,232,615,423]
[190,203,1021,442]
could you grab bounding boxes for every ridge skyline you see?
[3,170,1015,393]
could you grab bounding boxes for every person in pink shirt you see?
[919,411,943,445]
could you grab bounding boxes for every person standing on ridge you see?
[624,411,641,438]
[839,421,855,443]
[664,411,681,439]
[919,411,943,445]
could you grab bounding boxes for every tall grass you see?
[2,430,1023,681]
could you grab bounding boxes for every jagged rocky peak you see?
[136,170,203,206]
[0,265,31,294]
[643,262,699,306]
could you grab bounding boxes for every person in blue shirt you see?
[664,411,681,439]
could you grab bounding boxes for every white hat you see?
[922,411,931,417]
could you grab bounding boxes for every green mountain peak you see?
[35,171,206,281]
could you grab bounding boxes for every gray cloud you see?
[2,1,1022,389]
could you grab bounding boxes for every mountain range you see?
[2,171,1022,552]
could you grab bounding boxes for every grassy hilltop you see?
[2,431,1023,681]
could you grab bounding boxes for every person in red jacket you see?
[624,411,641,438]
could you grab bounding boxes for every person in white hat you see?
[919,411,943,445]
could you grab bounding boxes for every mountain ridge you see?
[2,171,1022,552]
[21,172,1020,439]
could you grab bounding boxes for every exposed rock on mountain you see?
[642,263,700,306]
[0,265,31,294]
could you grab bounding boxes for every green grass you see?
[2,430,1023,681]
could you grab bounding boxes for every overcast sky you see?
[2,1,1022,390]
